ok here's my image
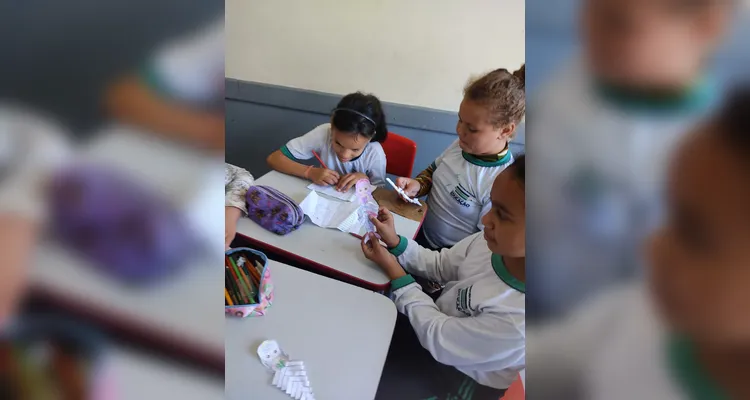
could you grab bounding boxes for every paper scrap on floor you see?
[299,190,363,233]
[307,183,356,202]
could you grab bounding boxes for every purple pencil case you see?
[245,185,305,235]
[47,163,197,285]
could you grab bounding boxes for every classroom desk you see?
[225,260,397,400]
[30,244,224,370]
[236,171,424,290]
[111,347,224,400]
[29,124,224,369]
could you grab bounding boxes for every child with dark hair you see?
[267,92,388,190]
[362,155,526,399]
[529,88,750,399]
[397,65,525,251]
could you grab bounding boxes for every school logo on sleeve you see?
[449,184,474,208]
[456,286,474,316]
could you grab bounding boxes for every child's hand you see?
[360,233,406,280]
[369,207,399,248]
[309,168,340,186]
[225,206,243,250]
[395,177,421,199]
[337,172,368,192]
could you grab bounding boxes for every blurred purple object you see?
[47,164,196,285]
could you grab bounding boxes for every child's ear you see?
[498,123,516,140]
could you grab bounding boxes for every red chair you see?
[381,132,417,178]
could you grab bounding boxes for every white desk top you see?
[30,244,224,358]
[225,260,397,400]
[236,171,422,288]
[110,347,223,400]
[28,125,225,359]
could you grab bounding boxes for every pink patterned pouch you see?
[225,247,274,318]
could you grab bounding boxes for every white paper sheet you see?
[307,183,356,202]
[299,191,364,233]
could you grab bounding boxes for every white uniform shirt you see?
[422,140,514,249]
[527,284,725,399]
[388,232,525,389]
[142,18,224,106]
[282,123,387,186]
[528,59,719,315]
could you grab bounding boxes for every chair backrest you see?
[381,132,417,178]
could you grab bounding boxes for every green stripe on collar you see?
[666,336,728,400]
[595,77,716,115]
[462,150,512,167]
[491,254,525,293]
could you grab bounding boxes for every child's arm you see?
[387,232,477,284]
[391,284,524,371]
[105,74,224,152]
[225,163,254,214]
[267,125,340,185]
[224,163,254,249]
[104,20,224,152]
[414,161,438,197]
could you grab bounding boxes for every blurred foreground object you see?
[528,86,750,399]
[527,0,736,318]
[0,105,72,328]
[104,19,224,152]
[0,316,111,400]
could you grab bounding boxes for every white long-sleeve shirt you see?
[387,232,525,389]
[527,284,725,399]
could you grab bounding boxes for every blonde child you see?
[362,155,526,399]
[529,87,750,399]
[267,92,388,191]
[396,66,525,251]
[529,0,734,317]
[224,163,254,250]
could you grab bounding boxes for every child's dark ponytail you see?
[331,92,389,143]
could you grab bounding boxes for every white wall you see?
[226,0,525,112]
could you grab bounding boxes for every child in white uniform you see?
[397,66,525,250]
[267,92,388,190]
[105,18,224,152]
[224,163,254,250]
[528,0,733,317]
[528,89,750,399]
[362,155,526,398]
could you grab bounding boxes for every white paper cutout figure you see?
[356,179,380,243]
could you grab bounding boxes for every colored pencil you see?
[225,265,244,304]
[228,256,253,304]
[232,256,257,303]
[312,150,328,169]
[247,259,262,286]
[225,288,234,306]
